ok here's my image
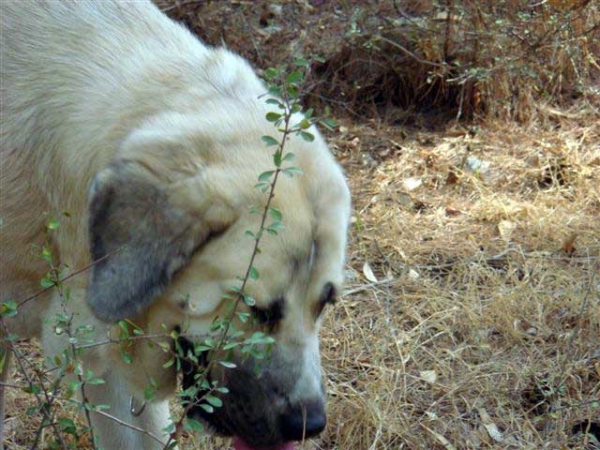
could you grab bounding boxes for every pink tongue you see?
[232,436,295,450]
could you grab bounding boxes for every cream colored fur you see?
[0,2,350,449]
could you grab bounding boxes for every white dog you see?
[0,1,350,449]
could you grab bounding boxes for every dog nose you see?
[280,400,327,441]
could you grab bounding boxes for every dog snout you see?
[280,400,326,441]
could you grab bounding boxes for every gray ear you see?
[87,161,216,322]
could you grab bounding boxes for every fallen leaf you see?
[362,262,378,283]
[403,177,423,191]
[477,408,504,443]
[408,269,420,280]
[498,220,516,241]
[465,156,490,174]
[420,370,437,384]
[422,424,458,450]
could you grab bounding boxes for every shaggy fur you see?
[0,1,350,449]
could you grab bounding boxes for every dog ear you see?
[87,160,234,322]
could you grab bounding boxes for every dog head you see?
[86,110,350,449]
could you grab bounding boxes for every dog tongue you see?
[232,436,295,450]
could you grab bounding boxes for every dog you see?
[0,1,350,449]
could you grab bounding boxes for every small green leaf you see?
[255,181,270,193]
[1,300,18,318]
[47,218,60,230]
[285,71,304,85]
[321,118,337,131]
[299,119,311,130]
[144,384,157,402]
[266,112,282,122]
[205,395,223,408]
[200,403,214,414]
[159,424,175,439]
[294,58,310,68]
[300,131,315,142]
[118,320,130,335]
[261,136,279,147]
[258,170,276,182]
[58,418,77,434]
[87,377,105,386]
[22,384,42,395]
[265,98,284,108]
[194,344,213,353]
[163,358,175,369]
[282,152,296,163]
[282,167,304,178]
[269,85,282,97]
[219,361,237,369]
[268,207,282,221]
[243,294,256,306]
[236,311,251,323]
[249,266,259,280]
[264,67,280,80]
[267,221,284,235]
[120,349,133,364]
[41,247,53,264]
[184,418,204,433]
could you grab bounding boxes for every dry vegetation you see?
[4,0,600,449]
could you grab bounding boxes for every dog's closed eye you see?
[252,297,284,331]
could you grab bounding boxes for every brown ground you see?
[4,1,600,449]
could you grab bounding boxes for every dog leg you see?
[0,346,11,450]
[86,369,173,450]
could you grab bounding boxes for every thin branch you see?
[94,409,166,446]
[0,381,26,389]
[75,333,169,350]
[17,253,112,308]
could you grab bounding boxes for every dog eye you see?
[251,297,284,330]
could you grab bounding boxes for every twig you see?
[0,381,26,389]
[93,409,166,446]
[75,333,170,350]
[17,253,111,308]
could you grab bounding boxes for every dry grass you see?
[316,117,600,450]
